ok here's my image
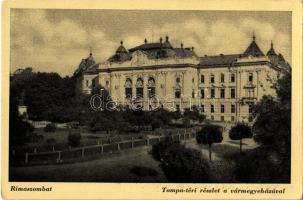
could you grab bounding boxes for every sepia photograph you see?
[8,8,293,184]
[2,1,302,199]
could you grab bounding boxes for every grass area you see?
[10,135,258,183]
[10,146,167,182]
[10,124,262,183]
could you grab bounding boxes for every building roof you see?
[242,34,265,57]
[268,53,291,72]
[116,41,128,54]
[174,48,197,57]
[199,54,240,66]
[108,36,197,63]
[73,52,96,77]
[266,41,277,56]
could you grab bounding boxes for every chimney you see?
[181,43,183,48]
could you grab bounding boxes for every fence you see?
[11,131,196,166]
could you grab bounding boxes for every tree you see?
[151,139,210,182]
[44,123,56,132]
[68,133,82,147]
[252,73,291,151]
[196,124,223,161]
[229,123,252,153]
[237,73,291,183]
[9,80,34,146]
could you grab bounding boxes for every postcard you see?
[1,0,302,199]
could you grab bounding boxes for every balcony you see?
[240,97,257,104]
[243,82,256,89]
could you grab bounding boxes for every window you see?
[231,116,235,121]
[176,77,181,83]
[201,104,205,112]
[220,88,225,98]
[248,88,255,98]
[231,88,236,98]
[231,73,235,83]
[136,88,143,98]
[125,88,132,98]
[175,89,181,98]
[86,80,89,87]
[92,80,95,88]
[148,88,155,98]
[210,74,215,83]
[176,104,180,111]
[192,78,195,83]
[136,78,144,98]
[201,75,205,83]
[221,104,225,113]
[248,73,253,82]
[221,116,224,121]
[211,104,215,113]
[106,80,109,86]
[220,73,225,83]
[125,78,132,98]
[192,90,195,98]
[147,77,156,98]
[231,104,236,113]
[211,88,215,98]
[200,89,205,99]
[211,115,214,120]
[249,104,254,113]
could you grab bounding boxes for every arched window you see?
[175,84,181,99]
[136,78,144,98]
[147,77,156,98]
[125,78,132,98]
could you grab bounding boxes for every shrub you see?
[151,139,210,182]
[182,118,191,128]
[68,133,81,147]
[151,119,163,130]
[196,124,223,161]
[46,138,56,144]
[229,123,252,153]
[234,147,290,183]
[44,123,56,132]
[151,137,177,161]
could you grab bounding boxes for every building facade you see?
[76,35,290,122]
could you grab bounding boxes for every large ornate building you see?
[75,34,290,122]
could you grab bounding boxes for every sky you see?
[10,9,291,76]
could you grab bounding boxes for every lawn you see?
[10,146,167,182]
[10,130,258,183]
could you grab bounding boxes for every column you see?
[143,74,148,110]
